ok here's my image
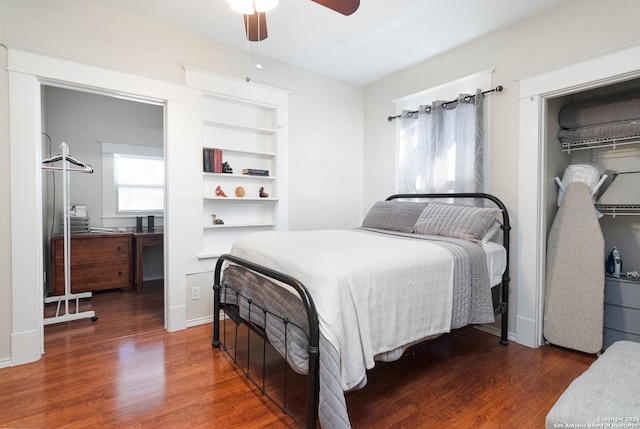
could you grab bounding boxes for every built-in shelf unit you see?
[184,67,290,260]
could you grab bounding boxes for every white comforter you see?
[230,229,455,391]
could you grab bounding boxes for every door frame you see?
[8,47,197,364]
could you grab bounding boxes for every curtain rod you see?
[387,85,504,121]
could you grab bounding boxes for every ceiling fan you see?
[226,0,361,42]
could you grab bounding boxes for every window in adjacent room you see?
[393,69,493,194]
[101,141,164,228]
[114,154,164,213]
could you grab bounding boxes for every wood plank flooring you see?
[0,282,596,428]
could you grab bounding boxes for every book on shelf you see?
[203,148,211,172]
[203,148,223,173]
[242,168,269,176]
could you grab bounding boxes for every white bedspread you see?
[230,229,454,390]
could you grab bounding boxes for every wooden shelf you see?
[203,222,276,229]
[203,119,276,135]
[203,172,276,180]
[202,147,276,157]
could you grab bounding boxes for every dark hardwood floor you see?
[0,282,595,428]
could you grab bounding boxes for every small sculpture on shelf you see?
[222,162,233,174]
[215,186,227,197]
[259,187,269,198]
[211,214,224,225]
[235,186,245,197]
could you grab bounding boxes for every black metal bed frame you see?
[212,193,511,429]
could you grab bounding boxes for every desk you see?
[133,231,163,294]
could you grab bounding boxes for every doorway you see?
[41,85,165,335]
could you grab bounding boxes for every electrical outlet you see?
[191,286,200,300]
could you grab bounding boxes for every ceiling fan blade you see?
[311,0,360,16]
[243,12,268,41]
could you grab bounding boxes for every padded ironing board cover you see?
[544,181,604,354]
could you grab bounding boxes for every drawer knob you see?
[117,246,122,251]
[118,271,122,276]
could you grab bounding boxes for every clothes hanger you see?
[41,142,94,173]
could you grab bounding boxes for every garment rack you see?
[42,142,98,325]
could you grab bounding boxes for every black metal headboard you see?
[386,192,511,345]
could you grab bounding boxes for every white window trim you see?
[101,139,164,228]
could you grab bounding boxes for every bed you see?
[212,193,511,429]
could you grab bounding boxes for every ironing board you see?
[544,181,604,354]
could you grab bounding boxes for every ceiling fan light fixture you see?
[226,0,255,15]
[253,0,278,13]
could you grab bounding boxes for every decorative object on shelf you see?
[216,186,228,197]
[259,187,269,198]
[235,186,245,197]
[211,214,224,225]
[242,168,269,176]
[222,162,233,173]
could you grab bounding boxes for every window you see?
[101,141,164,228]
[115,155,164,213]
[393,70,492,194]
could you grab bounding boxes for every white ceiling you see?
[101,0,570,85]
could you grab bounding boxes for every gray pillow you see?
[362,201,429,233]
[413,202,501,242]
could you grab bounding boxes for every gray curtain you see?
[396,89,484,194]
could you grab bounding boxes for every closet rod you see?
[387,85,504,121]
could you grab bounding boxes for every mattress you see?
[483,241,507,287]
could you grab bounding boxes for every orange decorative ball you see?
[235,186,245,197]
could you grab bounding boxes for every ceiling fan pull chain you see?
[256,7,263,70]
[245,13,252,82]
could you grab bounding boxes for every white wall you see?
[0,0,363,363]
[363,0,640,345]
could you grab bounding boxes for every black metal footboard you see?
[212,193,511,429]
[213,254,320,428]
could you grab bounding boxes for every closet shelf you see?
[596,204,640,216]
[561,134,640,153]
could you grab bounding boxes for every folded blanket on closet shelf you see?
[558,119,640,143]
[559,89,640,129]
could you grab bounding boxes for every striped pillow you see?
[362,201,429,233]
[413,202,500,242]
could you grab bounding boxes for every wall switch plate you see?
[191,286,200,300]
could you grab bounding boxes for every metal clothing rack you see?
[42,142,98,325]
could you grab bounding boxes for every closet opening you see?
[41,85,166,339]
[543,77,640,351]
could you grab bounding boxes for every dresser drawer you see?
[603,327,640,349]
[604,277,640,308]
[604,303,640,334]
[53,235,131,265]
[52,260,131,294]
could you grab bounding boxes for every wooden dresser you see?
[50,233,133,295]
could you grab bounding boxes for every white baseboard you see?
[186,315,213,328]
[0,357,13,369]
[10,329,41,365]
[515,315,540,348]
[475,324,516,343]
[167,304,186,332]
